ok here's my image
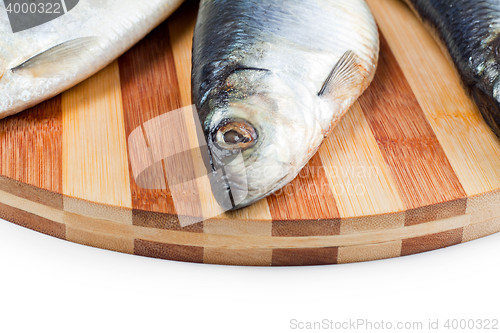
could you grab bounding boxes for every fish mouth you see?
[208,167,251,211]
[208,157,294,210]
[206,142,265,210]
[213,173,293,210]
[206,119,259,210]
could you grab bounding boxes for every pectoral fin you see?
[318,50,364,99]
[11,37,99,77]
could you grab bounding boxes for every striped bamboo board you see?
[0,0,499,266]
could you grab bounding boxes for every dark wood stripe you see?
[359,36,467,224]
[272,220,340,237]
[0,97,62,193]
[268,154,341,233]
[0,201,65,239]
[0,176,63,209]
[401,228,463,256]
[120,21,194,227]
[272,247,338,266]
[133,209,203,233]
[134,239,203,263]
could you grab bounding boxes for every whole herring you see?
[192,0,379,209]
[405,0,500,138]
[0,0,184,119]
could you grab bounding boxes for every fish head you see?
[202,68,323,210]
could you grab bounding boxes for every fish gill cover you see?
[3,0,79,33]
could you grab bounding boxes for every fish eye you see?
[214,120,257,150]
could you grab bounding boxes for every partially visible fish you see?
[404,0,500,137]
[192,0,379,209]
[0,0,184,118]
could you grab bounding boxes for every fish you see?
[404,0,500,138]
[0,0,184,119]
[192,0,379,210]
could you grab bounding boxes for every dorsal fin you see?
[11,37,99,77]
[318,50,364,98]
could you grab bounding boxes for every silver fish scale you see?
[192,0,379,209]
[0,0,183,118]
[193,0,378,125]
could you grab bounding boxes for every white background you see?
[0,218,498,333]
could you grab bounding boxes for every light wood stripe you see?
[368,0,500,197]
[338,241,402,264]
[359,37,467,218]
[463,191,500,242]
[225,199,273,221]
[463,216,500,244]
[66,227,134,254]
[64,212,134,254]
[205,200,272,263]
[62,61,132,209]
[339,213,406,235]
[63,197,132,225]
[168,0,198,108]
[62,61,133,248]
[204,248,272,266]
[319,103,405,219]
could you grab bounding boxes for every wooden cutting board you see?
[0,0,499,266]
